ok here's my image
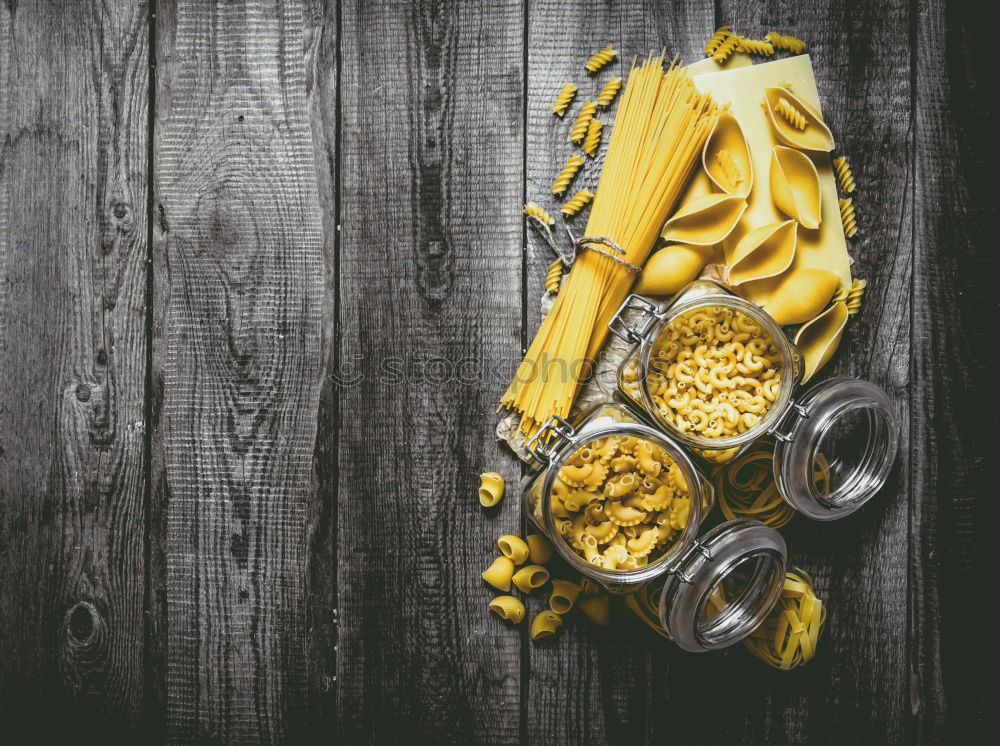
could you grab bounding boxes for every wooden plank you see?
[648,2,914,742]
[523,3,715,744]
[152,1,327,741]
[0,0,150,738]
[911,0,992,741]
[335,1,524,743]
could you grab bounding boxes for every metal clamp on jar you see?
[608,280,900,521]
[520,403,790,653]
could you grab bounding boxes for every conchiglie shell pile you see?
[769,146,821,229]
[763,86,835,152]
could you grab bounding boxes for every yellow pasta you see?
[482,556,515,591]
[561,190,595,218]
[578,595,611,625]
[774,97,807,130]
[634,244,714,297]
[545,259,564,294]
[703,111,753,197]
[596,75,622,108]
[832,277,866,315]
[726,220,797,286]
[551,154,584,196]
[531,610,563,640]
[763,87,835,152]
[712,35,741,64]
[737,37,775,56]
[549,579,582,614]
[526,533,553,564]
[582,118,604,157]
[794,301,848,383]
[704,26,732,56]
[743,569,826,669]
[832,156,856,193]
[839,197,858,238]
[512,564,550,593]
[569,100,597,144]
[584,44,616,73]
[712,441,796,528]
[769,146,822,229]
[523,201,554,226]
[764,32,807,55]
[762,267,840,325]
[498,535,530,565]
[478,472,505,507]
[661,193,748,246]
[488,595,526,624]
[552,82,578,117]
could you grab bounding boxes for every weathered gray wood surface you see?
[0,0,991,743]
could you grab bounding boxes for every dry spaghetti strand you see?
[501,56,721,435]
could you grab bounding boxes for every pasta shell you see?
[763,87,835,152]
[762,267,840,325]
[497,535,530,565]
[703,111,754,197]
[794,301,848,383]
[482,556,515,591]
[661,193,748,246]
[512,564,551,593]
[478,472,505,507]
[549,579,582,614]
[727,220,797,286]
[578,595,610,626]
[634,244,714,296]
[769,146,822,229]
[488,595,526,624]
[530,610,563,640]
[525,534,553,564]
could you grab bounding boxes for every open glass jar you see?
[521,403,790,652]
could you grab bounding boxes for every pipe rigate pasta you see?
[832,156,856,193]
[769,146,822,229]
[488,595,526,624]
[530,610,563,640]
[743,569,826,669]
[737,37,775,56]
[512,564,550,593]
[478,472,505,507]
[762,267,840,325]
[596,76,622,108]
[704,26,732,56]
[482,556,515,591]
[569,100,597,144]
[582,118,603,157]
[578,595,610,625]
[634,244,715,297]
[726,220,797,287]
[523,201,554,226]
[620,306,784,439]
[712,35,741,64]
[497,535,530,565]
[763,87,835,152]
[526,533,553,564]
[661,193,748,246]
[561,190,595,218]
[764,32,807,55]
[551,154,584,196]
[552,82,578,117]
[584,44,616,73]
[545,259,563,294]
[794,301,848,383]
[839,198,858,238]
[549,579,582,614]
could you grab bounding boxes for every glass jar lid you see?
[772,378,899,520]
[658,519,787,653]
[525,404,712,592]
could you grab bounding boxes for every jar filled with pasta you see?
[609,281,900,520]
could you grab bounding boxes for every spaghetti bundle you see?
[502,57,721,435]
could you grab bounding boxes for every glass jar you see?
[521,403,790,653]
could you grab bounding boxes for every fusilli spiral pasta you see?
[774,97,807,130]
[764,31,807,54]
[582,117,603,156]
[596,75,622,108]
[569,100,597,144]
[551,82,578,117]
[832,155,856,193]
[704,26,732,56]
[584,44,616,73]
[715,149,743,190]
[832,278,866,314]
[561,190,594,218]
[839,197,858,238]
[737,37,775,56]
[545,259,564,294]
[523,201,554,226]
[712,35,741,64]
[551,154,584,196]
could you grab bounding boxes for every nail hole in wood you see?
[96,349,108,366]
[237,114,245,122]
[75,383,91,402]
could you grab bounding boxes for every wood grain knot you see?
[60,601,109,696]
[75,383,92,402]
[112,202,128,219]
[66,601,100,646]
